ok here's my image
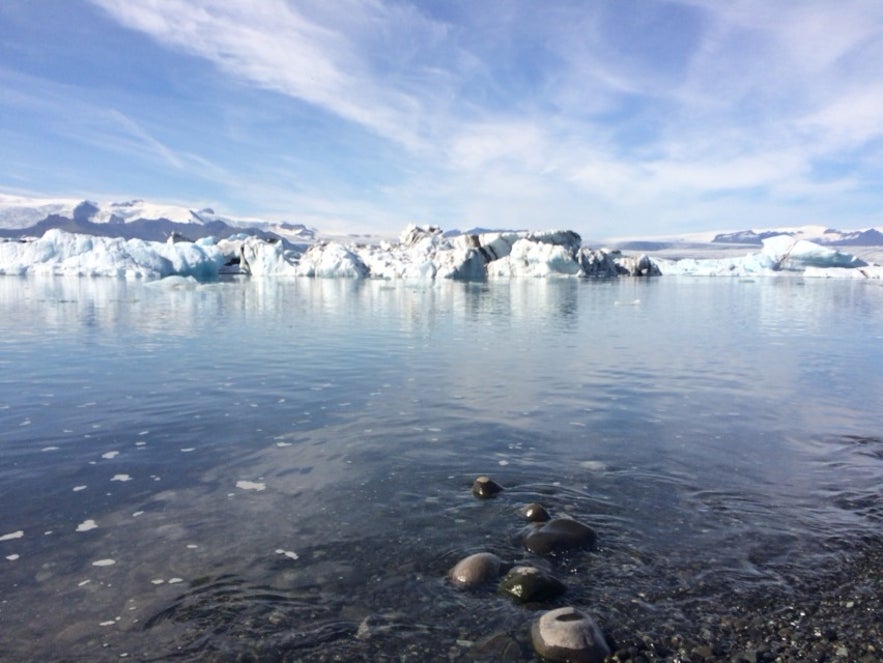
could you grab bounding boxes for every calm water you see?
[1,275,882,661]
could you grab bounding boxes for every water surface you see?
[1,276,881,660]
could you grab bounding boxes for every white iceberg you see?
[655,234,880,279]
[0,229,226,279]
[1,225,879,281]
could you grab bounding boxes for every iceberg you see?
[654,234,881,279]
[1,225,880,281]
[235,224,656,281]
[0,229,226,279]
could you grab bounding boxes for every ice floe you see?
[655,235,883,278]
[76,519,98,532]
[236,480,266,491]
[92,558,116,567]
[1,224,881,280]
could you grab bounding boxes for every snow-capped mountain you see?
[712,224,883,246]
[0,194,316,245]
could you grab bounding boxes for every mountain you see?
[712,225,883,247]
[0,195,316,246]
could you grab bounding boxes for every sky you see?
[1,0,882,239]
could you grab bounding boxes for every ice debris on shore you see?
[1,224,880,280]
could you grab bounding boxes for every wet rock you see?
[499,565,565,603]
[472,476,503,498]
[531,607,610,663]
[523,517,597,555]
[520,502,551,522]
[448,552,502,587]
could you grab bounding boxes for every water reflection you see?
[1,275,882,660]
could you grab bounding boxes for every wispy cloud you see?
[5,1,883,234]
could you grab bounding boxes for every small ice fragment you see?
[41,446,59,451]
[236,480,266,491]
[138,430,149,436]
[150,579,165,585]
[92,559,116,567]
[186,544,198,549]
[20,418,31,426]
[579,460,607,472]
[73,485,87,492]
[276,442,292,447]
[102,451,119,460]
[168,578,184,584]
[275,549,299,560]
[99,621,115,626]
[132,511,144,517]
[111,474,132,482]
[498,460,509,466]
[76,519,98,532]
[0,530,24,541]
[6,554,20,561]
[78,579,91,586]
[180,448,195,453]
[135,441,147,447]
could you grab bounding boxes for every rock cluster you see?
[446,475,611,662]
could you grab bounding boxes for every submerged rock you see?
[472,476,503,498]
[531,607,610,663]
[499,565,565,604]
[523,517,597,555]
[448,552,502,587]
[520,502,551,522]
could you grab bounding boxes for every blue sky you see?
[1,0,882,238]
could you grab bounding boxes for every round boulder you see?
[523,517,597,555]
[499,565,565,604]
[531,607,610,663]
[472,476,503,498]
[448,552,502,587]
[520,502,551,522]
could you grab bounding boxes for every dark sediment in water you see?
[601,536,883,662]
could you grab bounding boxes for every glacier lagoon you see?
[1,275,882,661]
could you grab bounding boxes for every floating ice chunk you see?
[73,485,87,492]
[297,242,370,278]
[0,229,225,279]
[275,549,299,560]
[92,558,116,567]
[761,235,867,270]
[0,530,24,541]
[236,480,266,491]
[111,474,132,482]
[101,451,120,459]
[6,554,19,561]
[168,577,184,584]
[76,519,98,532]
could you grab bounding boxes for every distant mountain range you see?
[0,196,315,246]
[711,226,883,247]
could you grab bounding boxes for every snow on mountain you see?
[0,194,80,230]
[712,224,883,246]
[0,195,316,244]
